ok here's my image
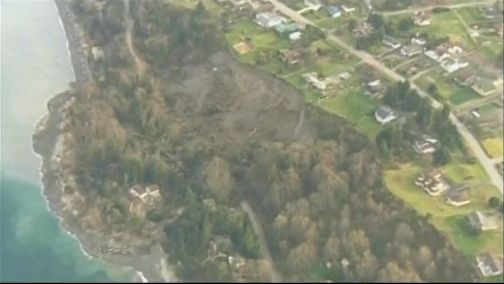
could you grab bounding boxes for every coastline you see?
[30,1,173,282]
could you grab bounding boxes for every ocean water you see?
[1,0,133,282]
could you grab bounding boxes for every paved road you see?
[267,0,504,195]
[379,0,494,16]
[240,200,282,282]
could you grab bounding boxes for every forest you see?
[66,0,479,281]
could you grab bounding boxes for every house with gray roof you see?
[468,211,499,231]
[476,253,503,277]
[375,105,398,125]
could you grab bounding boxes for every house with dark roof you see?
[445,187,471,207]
[454,71,476,86]
[279,49,302,65]
[275,22,300,35]
[468,211,499,231]
[364,79,386,97]
[476,253,503,277]
[472,76,497,96]
[413,140,436,155]
[375,105,398,125]
[326,5,342,18]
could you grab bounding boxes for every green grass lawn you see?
[319,89,381,139]
[455,7,493,25]
[317,16,345,30]
[280,0,306,11]
[482,137,504,159]
[301,9,329,23]
[415,68,479,105]
[385,164,503,259]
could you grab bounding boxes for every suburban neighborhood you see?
[209,0,504,280]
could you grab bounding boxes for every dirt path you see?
[123,0,147,75]
[293,108,305,139]
[240,200,282,282]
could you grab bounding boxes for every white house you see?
[305,0,322,11]
[303,72,327,91]
[448,45,463,55]
[440,57,469,73]
[412,11,432,26]
[400,44,423,57]
[383,35,402,49]
[255,12,284,28]
[129,184,161,205]
[289,31,302,41]
[375,105,398,125]
[341,5,356,13]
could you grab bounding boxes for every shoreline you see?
[30,1,173,282]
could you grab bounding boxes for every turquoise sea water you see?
[1,0,133,281]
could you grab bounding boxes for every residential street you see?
[267,0,503,195]
[379,0,495,16]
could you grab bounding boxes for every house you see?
[275,22,299,35]
[279,49,302,65]
[305,0,322,11]
[364,79,385,97]
[228,255,246,269]
[303,72,326,91]
[413,140,436,155]
[411,36,427,46]
[341,5,356,14]
[440,57,469,73]
[382,35,402,49]
[91,46,104,61]
[339,72,351,80]
[476,253,503,277]
[421,134,438,145]
[479,6,501,19]
[468,211,499,231]
[445,187,471,207]
[289,31,302,41]
[412,11,432,26]
[414,169,449,196]
[375,105,398,125]
[400,44,423,57]
[352,21,374,38]
[425,48,450,62]
[129,184,162,205]
[472,76,497,96]
[326,5,342,18]
[448,45,463,55]
[454,71,476,86]
[255,12,284,28]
